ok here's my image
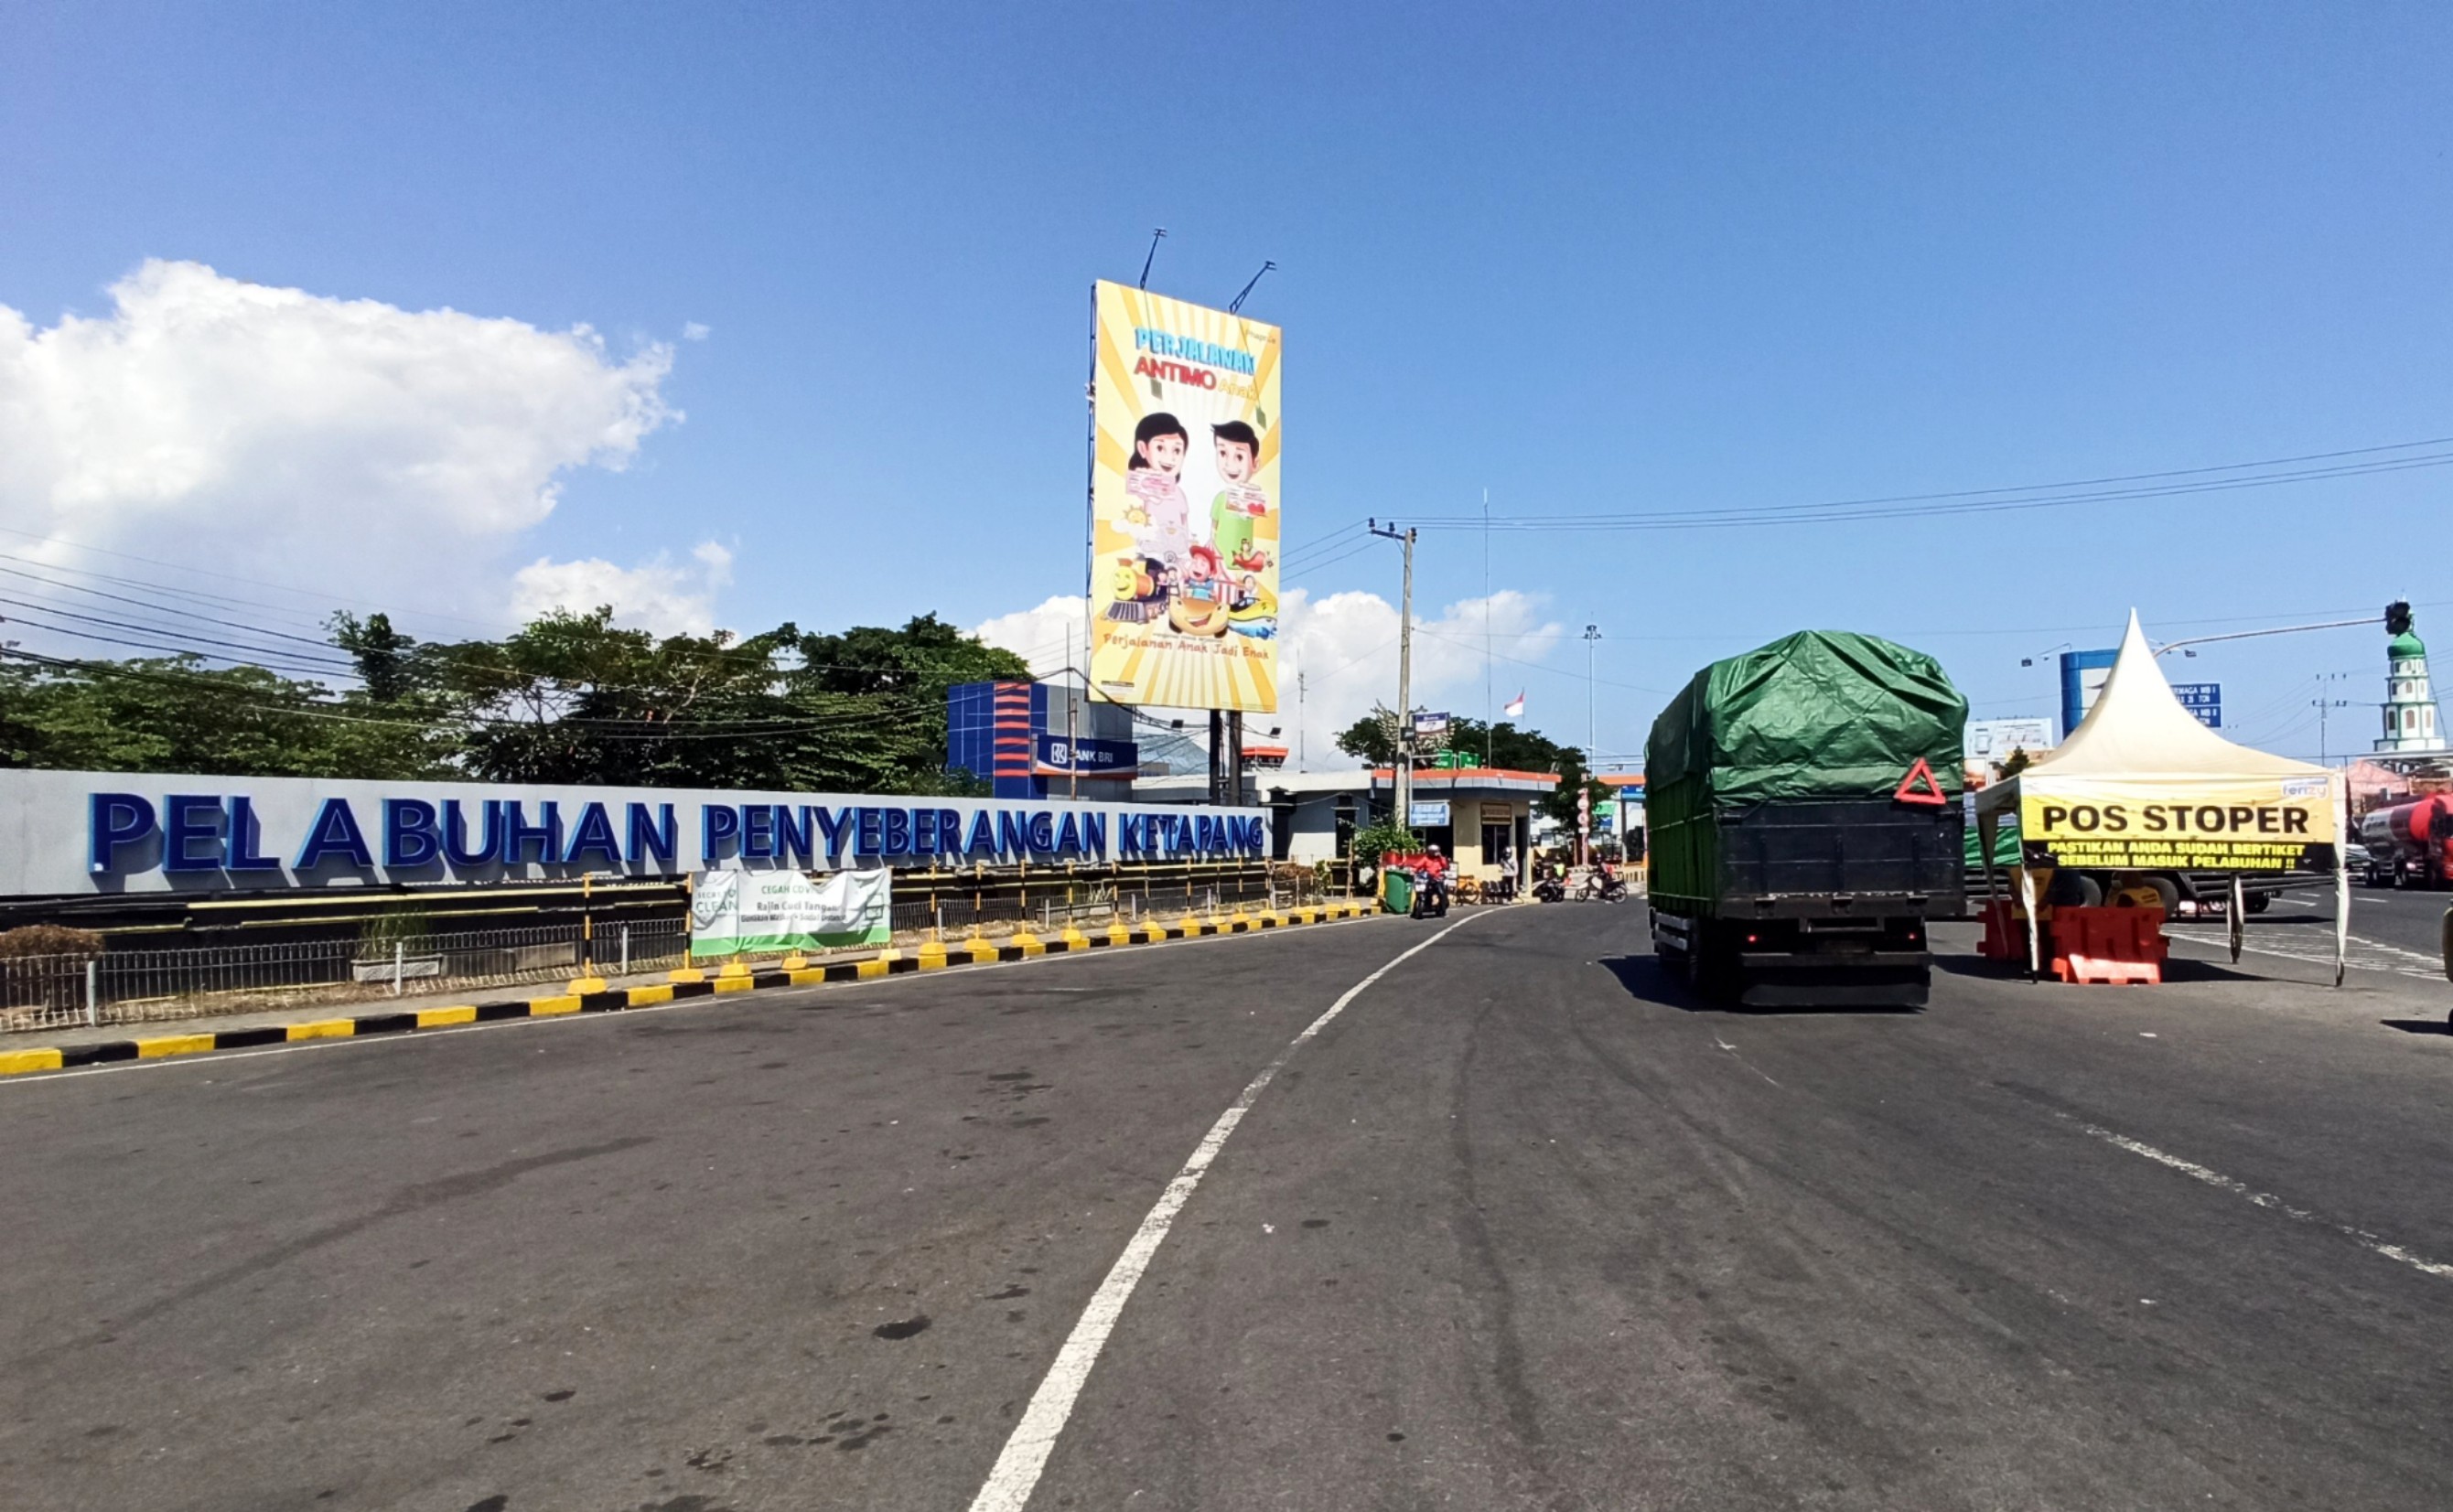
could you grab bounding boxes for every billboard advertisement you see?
[2017,773,2338,873]
[1965,717,2054,765]
[1088,279,1281,712]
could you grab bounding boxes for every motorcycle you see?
[1410,869,1450,918]
[1576,869,1629,903]
[1531,873,1566,904]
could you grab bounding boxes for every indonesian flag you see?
[1502,692,1526,719]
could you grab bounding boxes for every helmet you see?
[1427,843,1442,855]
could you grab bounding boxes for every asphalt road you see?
[2166,880,2452,982]
[5,904,2453,1511]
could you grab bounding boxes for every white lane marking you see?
[2165,927,2443,981]
[1,914,1400,1088]
[964,913,1484,1512]
[2057,1112,2453,1281]
[1710,1034,1781,1087]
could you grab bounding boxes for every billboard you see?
[1965,717,2054,764]
[2172,682,2222,728]
[1088,280,1281,712]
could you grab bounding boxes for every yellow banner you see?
[2018,774,2339,872]
[1087,280,1280,712]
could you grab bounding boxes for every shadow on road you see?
[2381,1018,2453,1036]
[1597,954,1923,1016]
[1936,952,2275,986]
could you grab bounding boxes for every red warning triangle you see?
[1893,756,1949,807]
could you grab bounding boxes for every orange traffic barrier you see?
[1976,899,2029,961]
[2048,905,2168,985]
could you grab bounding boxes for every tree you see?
[330,611,414,703]
[1,606,1032,793]
[0,653,447,779]
[1334,708,1401,766]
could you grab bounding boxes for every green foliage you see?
[1335,710,1576,776]
[0,606,1031,791]
[1328,705,1599,828]
[1348,819,1417,871]
[1334,710,1400,766]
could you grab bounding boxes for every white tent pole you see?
[2021,865,2041,979]
[2335,775,2350,989]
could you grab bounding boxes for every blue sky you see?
[4,2,2448,767]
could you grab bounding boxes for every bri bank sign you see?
[0,769,1267,898]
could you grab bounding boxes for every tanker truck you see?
[2358,794,2453,889]
[1647,630,1966,1006]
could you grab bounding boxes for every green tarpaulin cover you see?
[1646,631,1968,807]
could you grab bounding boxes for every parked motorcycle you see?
[1532,873,1567,904]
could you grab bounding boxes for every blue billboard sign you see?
[2172,682,2222,728]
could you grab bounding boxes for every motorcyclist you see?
[1414,843,1451,917]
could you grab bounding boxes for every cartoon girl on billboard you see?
[1124,412,1192,569]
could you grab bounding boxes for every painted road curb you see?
[0,903,1382,1078]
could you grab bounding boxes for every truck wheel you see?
[2049,872,2103,908]
[2246,892,2269,914]
[2147,876,2180,916]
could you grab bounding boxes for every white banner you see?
[690,869,892,958]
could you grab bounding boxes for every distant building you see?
[2373,609,2444,756]
[946,680,1141,800]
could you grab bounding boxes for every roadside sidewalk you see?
[0,902,1383,1078]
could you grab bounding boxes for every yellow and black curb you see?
[0,902,1381,1079]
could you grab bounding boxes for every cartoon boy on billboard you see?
[1208,420,1272,574]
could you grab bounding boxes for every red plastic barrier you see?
[2048,905,2167,985]
[1977,899,2028,961]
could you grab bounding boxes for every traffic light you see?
[2386,600,2414,637]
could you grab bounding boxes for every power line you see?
[1403,437,2453,532]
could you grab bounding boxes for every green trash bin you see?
[1381,869,1414,916]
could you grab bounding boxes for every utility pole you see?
[1582,624,1601,767]
[1065,623,1078,801]
[2312,671,2351,765]
[1370,520,1417,829]
[1297,670,1307,772]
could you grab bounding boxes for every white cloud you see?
[0,259,685,629]
[974,588,1564,768]
[972,595,1088,676]
[512,542,734,638]
[682,322,710,341]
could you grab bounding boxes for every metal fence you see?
[888,858,1328,935]
[0,859,1347,1035]
[0,919,692,1034]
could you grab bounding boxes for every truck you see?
[2358,795,2453,889]
[1647,631,1966,1006]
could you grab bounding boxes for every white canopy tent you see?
[1974,612,2350,982]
